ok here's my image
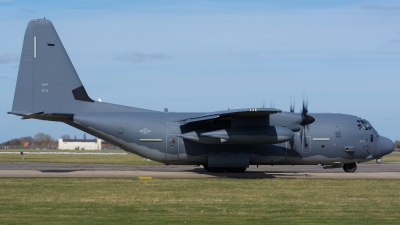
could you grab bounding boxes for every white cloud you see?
[114,53,171,63]
[0,53,19,64]
[386,39,400,44]
[361,5,400,11]
[18,8,34,14]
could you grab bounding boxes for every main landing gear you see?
[203,165,247,173]
[343,162,357,172]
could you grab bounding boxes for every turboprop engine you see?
[180,126,294,145]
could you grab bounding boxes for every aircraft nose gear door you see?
[166,134,179,160]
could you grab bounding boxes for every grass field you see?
[0,178,399,225]
[0,149,162,165]
[1,151,399,224]
[374,151,400,163]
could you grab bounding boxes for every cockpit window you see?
[357,119,374,130]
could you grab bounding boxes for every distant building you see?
[58,138,102,150]
[101,141,119,149]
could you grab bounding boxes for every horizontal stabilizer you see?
[7,111,43,117]
[8,111,73,120]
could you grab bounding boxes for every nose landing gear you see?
[343,162,357,172]
[376,158,382,164]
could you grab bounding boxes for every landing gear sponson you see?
[203,165,247,173]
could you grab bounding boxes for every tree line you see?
[0,133,72,148]
[395,140,400,151]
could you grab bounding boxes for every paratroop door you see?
[166,134,179,160]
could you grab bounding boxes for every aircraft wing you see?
[178,108,282,124]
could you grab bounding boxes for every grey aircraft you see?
[9,19,394,173]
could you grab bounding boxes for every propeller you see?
[299,96,315,146]
[288,95,314,126]
[287,95,315,149]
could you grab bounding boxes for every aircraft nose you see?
[375,136,394,158]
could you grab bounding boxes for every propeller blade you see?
[304,126,308,145]
[300,127,303,144]
[290,96,295,113]
[300,95,312,147]
[299,125,309,146]
[289,138,295,149]
[302,95,308,116]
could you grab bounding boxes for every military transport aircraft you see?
[9,19,394,173]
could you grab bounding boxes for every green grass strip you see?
[0,178,399,224]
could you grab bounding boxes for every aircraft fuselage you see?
[70,111,391,167]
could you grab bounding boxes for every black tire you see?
[226,167,247,173]
[343,162,357,172]
[208,167,226,173]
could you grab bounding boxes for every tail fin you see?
[11,19,93,115]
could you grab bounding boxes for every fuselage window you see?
[357,120,374,131]
[363,120,374,130]
[357,120,365,130]
[169,138,176,148]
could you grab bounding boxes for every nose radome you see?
[376,136,394,158]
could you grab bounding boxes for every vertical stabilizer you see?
[12,19,93,114]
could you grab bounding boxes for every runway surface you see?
[0,162,398,179]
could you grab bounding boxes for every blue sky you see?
[0,0,399,142]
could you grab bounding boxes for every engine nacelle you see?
[200,126,294,144]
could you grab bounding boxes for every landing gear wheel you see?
[208,167,226,173]
[343,162,357,173]
[203,165,210,172]
[226,167,247,173]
